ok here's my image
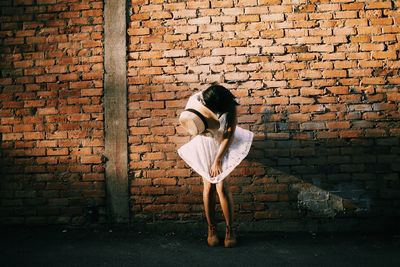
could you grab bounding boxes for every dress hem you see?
[177,126,254,184]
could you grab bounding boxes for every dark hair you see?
[202,84,239,114]
[202,84,239,137]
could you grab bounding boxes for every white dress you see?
[177,92,254,184]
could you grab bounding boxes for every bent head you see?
[202,84,239,114]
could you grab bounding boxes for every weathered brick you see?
[211,47,236,56]
[1,0,399,227]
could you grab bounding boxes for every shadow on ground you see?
[1,226,400,267]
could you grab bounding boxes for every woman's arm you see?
[209,110,238,177]
[215,124,236,162]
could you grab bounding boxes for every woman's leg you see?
[203,179,217,226]
[216,177,237,247]
[203,179,219,246]
[216,178,234,227]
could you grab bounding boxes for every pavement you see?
[1,225,400,267]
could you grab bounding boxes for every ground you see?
[1,225,400,267]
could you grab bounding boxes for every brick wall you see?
[0,0,105,225]
[128,0,400,226]
[0,0,399,229]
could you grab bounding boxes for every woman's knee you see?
[203,180,216,194]
[216,180,229,196]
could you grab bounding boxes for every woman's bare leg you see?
[216,178,237,247]
[203,179,217,225]
[216,179,234,227]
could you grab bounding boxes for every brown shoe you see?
[224,225,237,248]
[207,224,219,247]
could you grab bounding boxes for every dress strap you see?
[185,108,208,129]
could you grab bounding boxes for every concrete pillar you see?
[104,0,129,223]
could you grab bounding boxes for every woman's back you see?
[191,91,229,143]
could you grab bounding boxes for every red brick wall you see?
[0,0,105,225]
[128,0,400,225]
[1,0,399,228]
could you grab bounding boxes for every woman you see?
[178,84,254,248]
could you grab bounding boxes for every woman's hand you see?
[209,159,222,178]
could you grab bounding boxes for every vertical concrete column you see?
[104,0,129,223]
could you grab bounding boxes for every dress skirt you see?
[177,126,254,184]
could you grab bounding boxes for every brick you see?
[174,25,197,34]
[212,47,235,56]
[334,11,358,19]
[360,44,385,51]
[141,187,165,195]
[324,36,347,44]
[372,103,397,111]
[366,2,392,9]
[265,80,287,87]
[236,47,260,55]
[187,1,209,9]
[290,97,315,104]
[153,178,177,185]
[288,113,310,122]
[323,70,347,78]
[225,72,249,81]
[23,132,44,140]
[261,13,284,22]
[300,122,326,130]
[372,51,397,59]
[265,97,289,105]
[299,70,323,79]
[342,3,364,10]
[13,124,34,132]
[2,133,23,141]
[47,148,68,156]
[261,29,285,39]
[199,56,223,65]
[188,16,211,25]
[80,155,102,164]
[175,74,199,83]
[326,121,351,129]
[318,3,340,11]
[340,130,363,138]
[199,24,222,32]
[262,45,285,54]
[361,77,385,85]
[166,169,191,177]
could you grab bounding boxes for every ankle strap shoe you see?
[207,224,219,247]
[224,225,237,248]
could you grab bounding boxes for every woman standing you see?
[178,84,254,248]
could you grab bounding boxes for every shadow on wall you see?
[230,108,400,222]
[0,146,103,225]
